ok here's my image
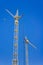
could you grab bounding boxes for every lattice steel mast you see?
[13,10,21,65]
[5,9,21,65]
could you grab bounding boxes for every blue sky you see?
[0,0,43,65]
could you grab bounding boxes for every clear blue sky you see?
[0,0,43,65]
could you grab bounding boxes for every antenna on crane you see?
[24,36,37,65]
[5,9,22,65]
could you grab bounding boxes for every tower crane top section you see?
[5,9,22,20]
[14,10,21,20]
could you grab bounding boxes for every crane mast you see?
[5,9,22,65]
[13,20,19,65]
[12,10,21,65]
[25,43,29,65]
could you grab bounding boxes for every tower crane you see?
[24,36,37,65]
